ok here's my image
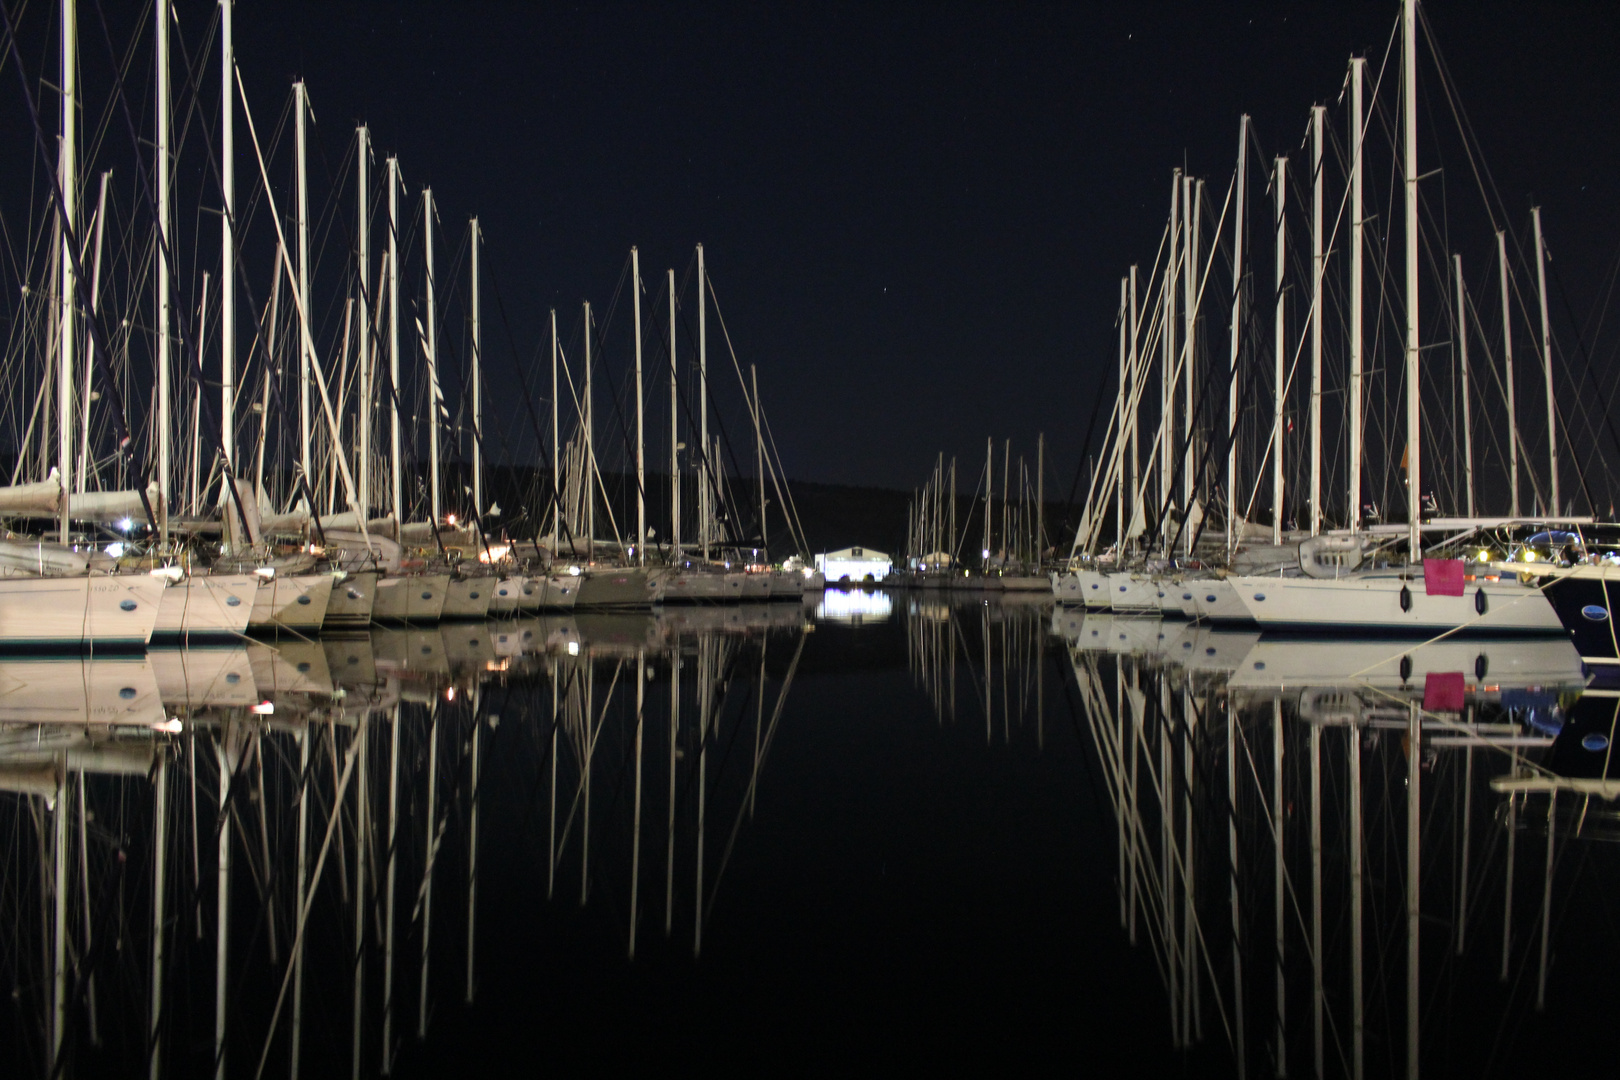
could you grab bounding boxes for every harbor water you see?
[2,591,1616,1077]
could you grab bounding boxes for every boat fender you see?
[1475,653,1489,680]
[1399,654,1413,682]
[1475,587,1488,615]
[1399,584,1412,612]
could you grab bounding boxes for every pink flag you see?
[1424,558,1466,597]
[1424,671,1466,712]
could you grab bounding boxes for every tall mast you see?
[752,365,764,555]
[1349,60,1364,532]
[1226,116,1249,555]
[1002,439,1011,560]
[1163,170,1179,520]
[424,187,440,522]
[1497,230,1519,516]
[471,218,482,517]
[1454,255,1475,517]
[985,435,994,567]
[1182,174,1199,554]
[550,310,559,552]
[357,127,370,519]
[58,0,76,544]
[1128,265,1139,544]
[220,0,235,479]
[156,0,171,542]
[1036,433,1044,567]
[697,244,709,560]
[387,157,402,525]
[1272,155,1287,546]
[1533,207,1558,513]
[81,168,107,495]
[633,247,645,564]
[668,270,679,561]
[1310,105,1325,535]
[1115,278,1127,554]
[295,81,312,491]
[584,301,594,551]
[1402,0,1421,557]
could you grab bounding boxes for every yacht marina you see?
[3,0,1620,1075]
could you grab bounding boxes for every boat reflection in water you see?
[0,605,809,1078]
[3,594,1616,1076]
[1058,610,1606,1078]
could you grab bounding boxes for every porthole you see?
[226,595,242,607]
[296,595,312,605]
[119,687,137,699]
[119,599,137,611]
[1582,605,1610,622]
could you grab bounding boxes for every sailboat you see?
[1058,0,1584,639]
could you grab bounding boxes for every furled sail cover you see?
[0,473,61,516]
[64,483,161,523]
[0,473,160,524]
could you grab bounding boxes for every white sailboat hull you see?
[248,574,334,632]
[1185,577,1255,625]
[152,574,256,643]
[0,575,163,650]
[1228,573,1563,635]
[372,572,450,623]
[487,576,526,615]
[441,576,494,620]
[322,571,378,629]
[1105,572,1161,615]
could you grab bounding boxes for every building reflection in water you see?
[0,601,809,1078]
[814,587,894,624]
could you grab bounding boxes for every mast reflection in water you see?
[2,594,1617,1076]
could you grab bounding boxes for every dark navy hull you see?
[1543,570,1620,671]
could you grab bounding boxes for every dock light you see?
[250,701,275,716]
[151,718,184,733]
[1477,548,1491,561]
[117,517,133,533]
[1524,550,1537,562]
[567,565,582,576]
[566,641,580,656]
[446,513,457,526]
[445,686,456,702]
[982,548,990,559]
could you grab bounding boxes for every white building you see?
[815,546,892,584]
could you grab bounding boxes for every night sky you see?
[8,2,1620,495]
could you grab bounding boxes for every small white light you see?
[250,701,276,715]
[567,565,582,577]
[151,718,184,733]
[566,641,580,656]
[117,517,134,533]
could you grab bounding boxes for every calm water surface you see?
[4,590,1618,1076]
